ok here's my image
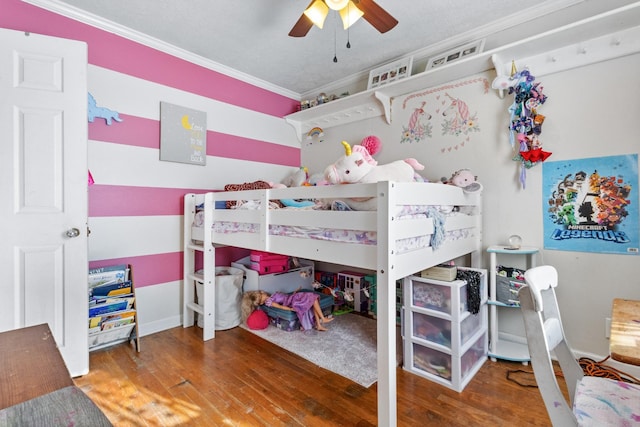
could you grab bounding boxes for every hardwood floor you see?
[74,326,559,426]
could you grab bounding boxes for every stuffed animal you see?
[271,167,316,208]
[323,141,425,210]
[443,169,483,193]
[281,167,310,187]
[324,141,424,185]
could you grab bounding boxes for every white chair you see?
[519,265,640,426]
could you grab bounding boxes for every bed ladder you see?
[183,193,216,340]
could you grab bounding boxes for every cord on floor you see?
[506,356,640,387]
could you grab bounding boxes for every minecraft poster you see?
[542,154,638,255]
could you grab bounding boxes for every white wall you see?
[302,53,640,358]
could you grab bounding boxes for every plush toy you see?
[324,141,424,185]
[443,169,483,193]
[246,310,269,330]
[271,167,316,208]
[308,173,329,186]
[281,167,310,187]
[323,141,425,210]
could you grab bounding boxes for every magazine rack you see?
[88,264,140,352]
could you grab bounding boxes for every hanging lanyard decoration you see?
[497,62,551,188]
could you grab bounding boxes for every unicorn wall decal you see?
[441,93,479,136]
[400,101,432,143]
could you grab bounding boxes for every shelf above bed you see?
[284,3,640,141]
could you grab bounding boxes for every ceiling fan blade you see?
[288,0,316,37]
[289,14,313,37]
[354,0,398,33]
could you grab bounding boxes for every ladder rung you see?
[186,301,203,315]
[186,243,204,251]
[188,272,204,283]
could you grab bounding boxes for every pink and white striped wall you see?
[2,0,302,334]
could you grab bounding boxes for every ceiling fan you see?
[289,0,398,37]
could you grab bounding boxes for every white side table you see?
[487,245,538,364]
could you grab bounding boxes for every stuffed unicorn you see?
[324,141,424,185]
[323,141,425,210]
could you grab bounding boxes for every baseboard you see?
[138,315,182,338]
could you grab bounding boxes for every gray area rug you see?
[243,313,392,388]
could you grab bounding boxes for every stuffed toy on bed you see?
[270,167,316,208]
[325,141,424,184]
[323,140,425,210]
[442,169,483,193]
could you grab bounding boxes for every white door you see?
[0,29,88,376]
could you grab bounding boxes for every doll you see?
[241,289,334,331]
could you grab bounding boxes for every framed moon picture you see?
[160,102,207,166]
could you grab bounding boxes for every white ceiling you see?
[34,0,632,97]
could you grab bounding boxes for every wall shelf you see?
[284,3,640,141]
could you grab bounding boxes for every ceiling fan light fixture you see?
[339,1,364,29]
[304,0,329,29]
[325,0,349,11]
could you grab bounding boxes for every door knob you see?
[66,228,80,238]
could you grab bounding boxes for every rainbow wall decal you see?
[306,127,324,139]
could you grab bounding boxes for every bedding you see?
[193,202,473,251]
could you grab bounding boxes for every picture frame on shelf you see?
[425,39,485,71]
[367,56,413,90]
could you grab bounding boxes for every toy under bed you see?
[258,290,334,332]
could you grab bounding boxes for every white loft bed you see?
[183,181,482,427]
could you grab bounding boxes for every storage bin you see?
[495,275,526,306]
[249,251,289,275]
[412,311,452,348]
[407,329,488,390]
[410,273,486,315]
[196,266,244,330]
[412,279,453,314]
[460,306,486,346]
[403,268,488,392]
[232,256,313,294]
[412,343,452,381]
[461,332,488,378]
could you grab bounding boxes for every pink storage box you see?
[249,251,289,275]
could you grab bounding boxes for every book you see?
[101,316,135,330]
[88,297,134,317]
[90,293,134,305]
[89,309,136,329]
[91,280,133,297]
[420,264,457,281]
[88,263,128,275]
[88,264,129,288]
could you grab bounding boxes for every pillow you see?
[246,310,269,330]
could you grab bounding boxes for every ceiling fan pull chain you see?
[333,19,338,63]
[346,1,351,48]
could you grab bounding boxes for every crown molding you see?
[23,0,301,100]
